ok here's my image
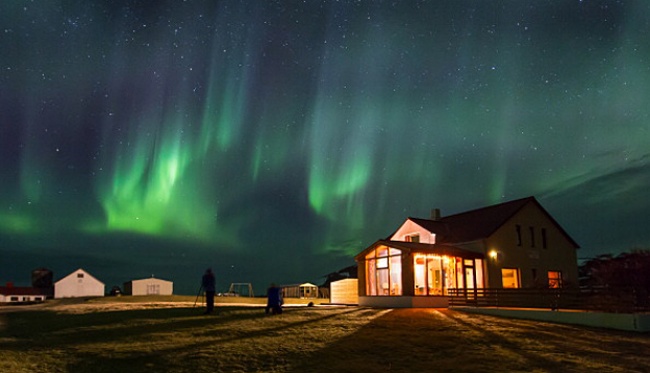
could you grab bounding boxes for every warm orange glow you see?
[502,268,520,288]
[489,250,498,259]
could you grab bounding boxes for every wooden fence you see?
[448,287,650,313]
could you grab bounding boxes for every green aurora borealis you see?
[2,1,650,293]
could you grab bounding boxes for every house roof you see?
[55,268,105,285]
[0,286,49,296]
[408,196,579,248]
[129,277,173,283]
[355,239,484,261]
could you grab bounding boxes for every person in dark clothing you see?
[265,283,283,315]
[202,268,216,314]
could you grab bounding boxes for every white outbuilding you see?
[123,276,173,296]
[54,268,105,298]
[329,278,358,305]
[281,282,319,299]
[0,286,48,303]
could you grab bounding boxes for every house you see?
[123,276,173,296]
[54,268,105,298]
[355,196,579,308]
[0,285,48,303]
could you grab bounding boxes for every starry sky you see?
[1,1,649,295]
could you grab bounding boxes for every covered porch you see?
[355,240,485,308]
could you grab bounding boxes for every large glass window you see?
[414,255,426,295]
[365,246,402,296]
[502,268,520,288]
[366,258,377,295]
[413,255,483,296]
[428,257,443,295]
[474,259,484,289]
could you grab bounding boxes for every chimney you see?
[430,208,441,220]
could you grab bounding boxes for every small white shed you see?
[123,277,173,296]
[281,282,319,299]
[54,268,105,298]
[330,278,358,305]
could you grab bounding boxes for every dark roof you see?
[408,196,579,248]
[0,286,49,296]
[356,239,484,260]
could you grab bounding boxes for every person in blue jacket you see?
[201,268,216,314]
[265,283,283,315]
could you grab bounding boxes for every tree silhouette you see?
[579,249,650,311]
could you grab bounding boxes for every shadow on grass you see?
[1,307,215,347]
[0,305,376,372]
[62,307,373,373]
[437,309,568,371]
[285,308,649,373]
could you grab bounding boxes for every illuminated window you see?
[456,260,464,290]
[405,234,420,243]
[365,246,402,296]
[474,259,484,289]
[366,258,377,295]
[414,255,471,296]
[414,255,425,295]
[548,271,562,288]
[501,268,520,288]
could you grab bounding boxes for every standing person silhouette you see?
[202,268,216,314]
[265,283,283,315]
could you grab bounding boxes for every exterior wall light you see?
[489,250,498,260]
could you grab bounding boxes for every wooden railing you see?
[448,287,650,313]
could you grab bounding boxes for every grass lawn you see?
[1,296,649,372]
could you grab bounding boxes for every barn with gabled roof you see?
[54,268,105,298]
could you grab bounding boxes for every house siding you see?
[54,269,105,298]
[485,202,578,288]
[390,220,436,243]
[125,278,173,296]
[330,279,359,304]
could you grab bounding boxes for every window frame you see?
[365,246,402,296]
[515,225,522,246]
[501,268,521,289]
[548,270,562,288]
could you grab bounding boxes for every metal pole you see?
[193,284,203,308]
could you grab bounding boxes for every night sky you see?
[2,1,649,295]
